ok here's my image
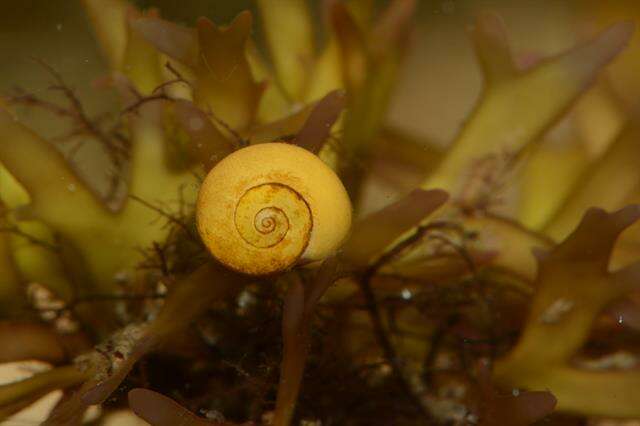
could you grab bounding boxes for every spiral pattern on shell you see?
[235,183,311,254]
[197,143,352,275]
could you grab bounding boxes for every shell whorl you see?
[235,182,311,251]
[197,143,352,276]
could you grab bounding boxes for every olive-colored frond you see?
[423,15,633,197]
[517,82,627,230]
[133,13,264,131]
[129,388,248,425]
[494,206,640,417]
[81,0,129,70]
[195,13,264,130]
[343,189,448,267]
[0,107,106,224]
[545,123,640,240]
[0,209,24,317]
[256,0,315,101]
[0,365,88,422]
[331,0,416,202]
[122,8,163,95]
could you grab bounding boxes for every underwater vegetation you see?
[2,0,640,424]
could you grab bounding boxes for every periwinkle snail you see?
[196,143,352,275]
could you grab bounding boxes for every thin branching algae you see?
[1,0,640,425]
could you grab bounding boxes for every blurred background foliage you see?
[5,0,638,151]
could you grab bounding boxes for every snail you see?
[196,143,352,275]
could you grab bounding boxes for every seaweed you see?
[0,1,639,425]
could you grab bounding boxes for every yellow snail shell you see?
[196,143,352,275]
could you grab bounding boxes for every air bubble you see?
[401,288,412,300]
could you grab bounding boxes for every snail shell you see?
[196,143,352,275]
